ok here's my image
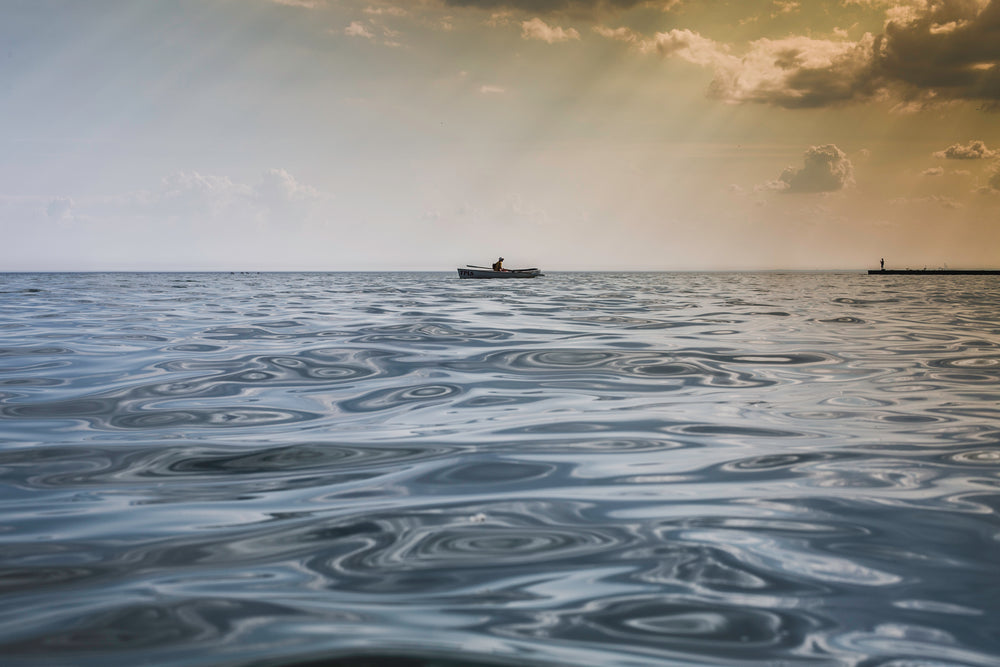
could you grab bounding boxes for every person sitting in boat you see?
[492,257,506,272]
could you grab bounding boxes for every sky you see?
[2,0,999,271]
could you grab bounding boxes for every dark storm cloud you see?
[448,0,1000,108]
[596,0,1000,108]
[874,0,1000,103]
[754,1,1000,107]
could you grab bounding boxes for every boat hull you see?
[457,268,543,279]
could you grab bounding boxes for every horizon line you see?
[4,268,995,275]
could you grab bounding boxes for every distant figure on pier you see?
[880,258,884,270]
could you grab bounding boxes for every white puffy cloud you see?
[922,167,944,176]
[653,29,730,65]
[933,140,997,159]
[521,17,580,43]
[345,21,375,39]
[771,144,855,193]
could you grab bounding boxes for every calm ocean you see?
[1,271,999,666]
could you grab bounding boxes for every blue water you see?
[1,271,999,666]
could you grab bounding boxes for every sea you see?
[1,271,999,667]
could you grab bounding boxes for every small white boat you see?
[457,266,544,279]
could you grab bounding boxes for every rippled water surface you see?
[2,271,999,666]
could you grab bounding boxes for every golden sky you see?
[3,0,999,270]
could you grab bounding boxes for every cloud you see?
[345,21,375,39]
[47,197,74,221]
[772,1,800,16]
[724,35,876,107]
[343,18,404,46]
[890,194,963,209]
[933,140,997,159]
[445,0,650,12]
[847,1,921,5]
[599,1,1000,108]
[94,169,326,224]
[272,0,324,7]
[152,171,253,217]
[921,166,944,176]
[594,24,667,53]
[700,33,877,108]
[990,165,1000,191]
[485,11,514,27]
[596,26,879,108]
[771,144,855,193]
[255,168,321,214]
[364,6,408,16]
[653,29,730,65]
[594,25,639,42]
[875,0,1000,104]
[521,17,580,42]
[480,84,506,93]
